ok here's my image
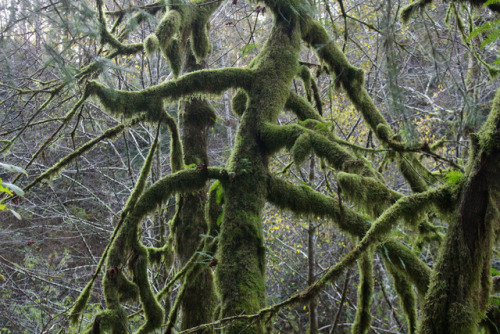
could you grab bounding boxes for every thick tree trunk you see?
[418,89,500,333]
[215,19,302,333]
[172,51,217,330]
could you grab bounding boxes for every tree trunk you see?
[172,50,218,330]
[418,89,500,333]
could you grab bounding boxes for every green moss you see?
[167,38,183,77]
[116,270,139,302]
[284,92,322,120]
[418,90,500,332]
[260,123,370,174]
[144,34,160,57]
[298,65,312,94]
[291,134,313,166]
[386,263,417,334]
[69,279,94,325]
[382,240,431,297]
[132,248,164,334]
[400,0,432,24]
[89,309,127,334]
[88,68,254,119]
[232,89,249,117]
[191,22,211,61]
[87,81,164,121]
[156,10,182,53]
[352,250,374,334]
[337,172,402,218]
[376,124,392,142]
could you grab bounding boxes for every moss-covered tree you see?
[3,0,500,333]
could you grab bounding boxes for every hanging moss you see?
[166,38,183,77]
[191,22,211,61]
[146,0,220,74]
[386,262,417,334]
[337,172,402,218]
[382,240,431,297]
[291,134,313,166]
[298,65,313,95]
[154,9,182,55]
[352,250,374,334]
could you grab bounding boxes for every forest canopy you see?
[0,0,500,333]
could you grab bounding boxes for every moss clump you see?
[166,38,183,77]
[191,21,211,61]
[144,34,160,57]
[147,0,220,74]
[291,134,313,166]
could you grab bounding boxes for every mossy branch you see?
[87,68,253,121]
[162,113,184,172]
[24,118,142,193]
[300,18,434,192]
[267,176,431,294]
[352,250,374,334]
[284,91,323,121]
[96,0,143,55]
[337,172,403,218]
[297,65,323,115]
[260,123,369,174]
[386,262,417,334]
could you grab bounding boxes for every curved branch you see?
[301,19,434,192]
[87,68,254,121]
[284,92,323,121]
[260,122,371,175]
[96,0,143,55]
